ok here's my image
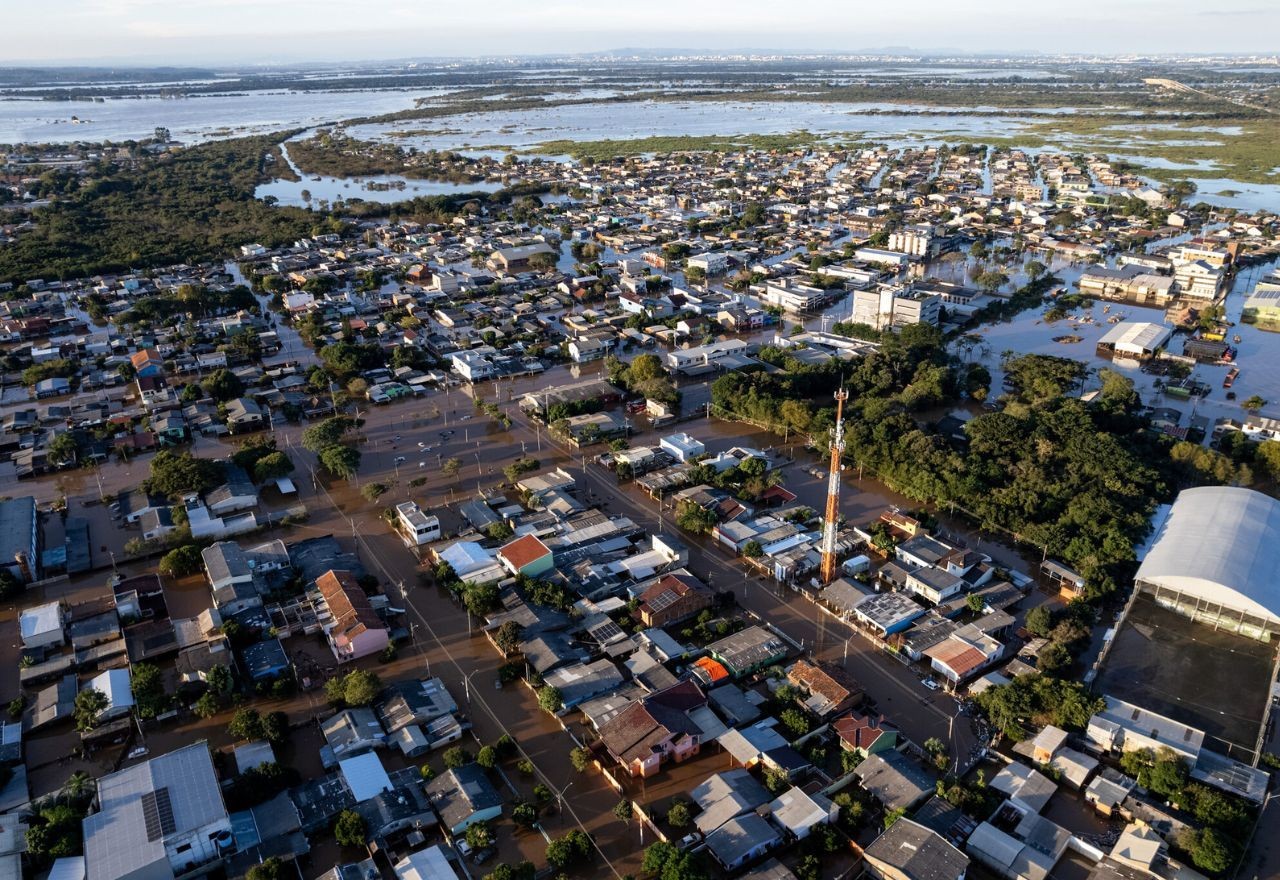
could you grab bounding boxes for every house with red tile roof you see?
[497,533,554,579]
[786,659,863,718]
[637,573,713,628]
[832,712,899,758]
[597,681,706,778]
[316,569,390,662]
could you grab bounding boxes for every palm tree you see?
[63,771,93,804]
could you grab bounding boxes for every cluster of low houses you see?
[6,139,1279,479]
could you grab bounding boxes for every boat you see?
[1234,334,1242,343]
[1224,367,1240,388]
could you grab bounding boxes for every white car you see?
[922,677,941,691]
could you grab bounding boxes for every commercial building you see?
[82,742,232,880]
[1095,321,1173,360]
[0,496,39,583]
[1134,486,1280,639]
[850,285,940,330]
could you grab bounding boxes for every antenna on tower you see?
[820,387,849,585]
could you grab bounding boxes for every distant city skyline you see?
[7,0,1280,65]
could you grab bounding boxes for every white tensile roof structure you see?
[1135,486,1280,623]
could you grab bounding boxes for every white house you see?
[19,602,65,650]
[660,432,706,463]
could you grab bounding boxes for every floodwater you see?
[346,99,1044,152]
[962,253,1280,432]
[253,141,503,207]
[0,87,450,144]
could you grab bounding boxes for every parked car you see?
[922,677,941,691]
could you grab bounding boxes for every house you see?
[374,678,458,735]
[130,348,165,378]
[206,467,258,516]
[488,242,555,273]
[84,668,133,722]
[706,626,788,678]
[862,818,968,880]
[395,502,441,547]
[82,742,232,880]
[202,542,263,615]
[241,638,290,681]
[322,708,387,760]
[769,787,837,840]
[20,601,65,649]
[853,751,935,812]
[597,680,705,778]
[339,752,393,803]
[316,569,391,663]
[496,533,554,579]
[924,628,1004,685]
[705,813,781,871]
[225,398,264,433]
[426,765,503,835]
[833,712,898,758]
[394,845,460,880]
[636,573,713,628]
[691,769,773,835]
[786,659,862,718]
[659,432,706,463]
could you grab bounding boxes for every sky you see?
[7,0,1280,64]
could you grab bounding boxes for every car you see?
[471,847,496,865]
[439,430,455,438]
[419,461,427,468]
[922,677,941,691]
[459,414,472,421]
[394,456,407,464]
[678,832,702,850]
[393,435,401,441]
[418,441,427,449]
[495,676,503,689]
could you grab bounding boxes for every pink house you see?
[316,570,390,662]
[597,681,706,778]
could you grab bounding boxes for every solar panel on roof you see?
[648,591,680,612]
[141,787,176,841]
[592,621,623,642]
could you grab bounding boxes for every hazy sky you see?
[8,0,1279,64]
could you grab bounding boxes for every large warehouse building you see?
[1135,486,1280,640]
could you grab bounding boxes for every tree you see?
[158,544,203,577]
[545,829,592,870]
[537,685,563,713]
[644,842,678,875]
[319,444,361,479]
[1181,827,1234,874]
[301,416,356,452]
[1025,605,1055,638]
[1242,395,1267,412]
[570,746,592,772]
[477,745,498,769]
[328,669,381,707]
[742,540,763,558]
[206,663,234,695]
[442,457,462,478]
[261,711,290,745]
[361,482,387,502]
[48,432,79,467]
[229,707,265,741]
[74,688,108,732]
[465,821,494,850]
[204,368,244,402]
[613,799,633,823]
[131,662,170,719]
[144,450,224,498]
[25,804,84,860]
[512,801,539,828]
[192,691,222,719]
[1025,260,1048,281]
[779,708,812,739]
[333,809,366,847]
[676,500,717,535]
[493,620,524,655]
[442,746,472,769]
[966,594,985,614]
[0,569,21,601]
[253,451,294,482]
[246,857,285,880]
[667,801,691,828]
